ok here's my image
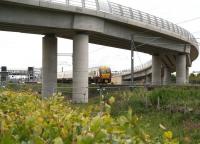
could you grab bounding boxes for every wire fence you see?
[2,81,200,115]
[55,84,200,116]
[53,82,196,100]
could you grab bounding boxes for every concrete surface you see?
[163,67,171,85]
[176,54,186,85]
[42,35,57,98]
[72,33,89,103]
[152,55,161,85]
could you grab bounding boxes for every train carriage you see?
[89,66,111,84]
[58,66,112,84]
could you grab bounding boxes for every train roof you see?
[99,66,110,69]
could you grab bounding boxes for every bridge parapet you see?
[5,0,197,48]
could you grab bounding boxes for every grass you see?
[109,86,200,143]
[138,111,200,143]
[3,83,200,143]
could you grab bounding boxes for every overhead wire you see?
[58,36,198,73]
[176,17,200,25]
[89,35,198,72]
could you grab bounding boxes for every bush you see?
[0,90,178,143]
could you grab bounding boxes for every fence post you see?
[145,95,148,108]
[95,0,100,11]
[81,0,85,8]
[157,96,160,110]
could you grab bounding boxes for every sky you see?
[0,0,199,72]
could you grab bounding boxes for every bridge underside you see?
[0,22,191,70]
[0,22,190,56]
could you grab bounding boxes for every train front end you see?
[99,66,111,83]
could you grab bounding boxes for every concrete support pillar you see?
[145,75,151,84]
[163,67,171,85]
[152,55,161,85]
[176,54,186,85]
[42,35,57,98]
[73,33,88,103]
[186,67,189,84]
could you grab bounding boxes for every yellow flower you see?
[163,131,173,140]
[37,117,44,123]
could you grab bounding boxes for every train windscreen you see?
[100,69,111,74]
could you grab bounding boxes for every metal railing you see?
[112,60,152,76]
[32,0,199,48]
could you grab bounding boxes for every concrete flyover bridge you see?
[112,60,153,85]
[0,0,198,103]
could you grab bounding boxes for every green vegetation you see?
[110,86,200,143]
[6,83,41,92]
[1,85,200,143]
[0,88,178,143]
[189,73,200,84]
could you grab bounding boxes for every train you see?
[57,66,112,84]
[89,66,111,83]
